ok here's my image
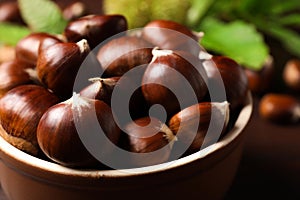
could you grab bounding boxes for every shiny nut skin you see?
[36,39,90,99]
[97,35,153,77]
[142,49,208,118]
[209,56,248,112]
[0,85,59,155]
[64,14,127,48]
[0,60,36,97]
[123,116,176,167]
[37,94,121,167]
[142,19,202,56]
[283,59,300,91]
[15,33,63,66]
[259,93,300,124]
[169,101,230,155]
[0,2,24,24]
[80,77,120,105]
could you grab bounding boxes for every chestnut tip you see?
[76,39,90,53]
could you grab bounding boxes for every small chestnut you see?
[37,93,121,168]
[0,85,59,155]
[15,32,63,66]
[36,39,91,99]
[62,2,88,21]
[64,14,128,48]
[122,116,176,167]
[244,56,274,94]
[259,93,300,124]
[142,49,208,117]
[169,101,230,155]
[97,35,153,77]
[283,59,300,91]
[0,2,24,24]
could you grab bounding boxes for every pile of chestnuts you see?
[0,13,249,169]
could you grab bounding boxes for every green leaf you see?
[0,23,30,46]
[199,18,269,70]
[18,0,67,34]
[277,14,300,26]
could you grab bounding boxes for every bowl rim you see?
[0,92,253,179]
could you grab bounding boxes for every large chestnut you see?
[97,35,153,77]
[15,32,63,66]
[169,101,230,155]
[142,49,208,118]
[36,39,91,99]
[0,85,59,155]
[141,19,203,56]
[122,116,176,167]
[64,14,128,48]
[37,93,121,168]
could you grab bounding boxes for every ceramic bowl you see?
[0,93,252,200]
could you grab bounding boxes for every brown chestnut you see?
[15,32,63,66]
[0,59,37,97]
[259,93,300,124]
[37,93,121,168]
[142,49,208,118]
[205,56,248,112]
[283,59,300,91]
[80,77,120,104]
[0,85,59,155]
[97,35,153,77]
[244,56,274,94]
[169,101,230,155]
[64,14,127,48]
[0,2,24,24]
[36,39,91,99]
[122,116,176,167]
[62,2,88,21]
[142,19,203,56]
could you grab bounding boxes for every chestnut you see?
[80,76,149,122]
[80,77,120,105]
[96,35,153,77]
[259,93,300,124]
[15,33,63,66]
[283,59,300,91]
[0,45,15,63]
[0,2,24,24]
[37,93,121,168]
[244,56,274,94]
[62,1,88,21]
[36,39,91,99]
[169,101,230,155]
[122,116,176,167]
[0,85,59,155]
[205,55,248,112]
[141,19,203,56]
[64,14,128,48]
[142,49,208,118]
[0,60,37,97]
